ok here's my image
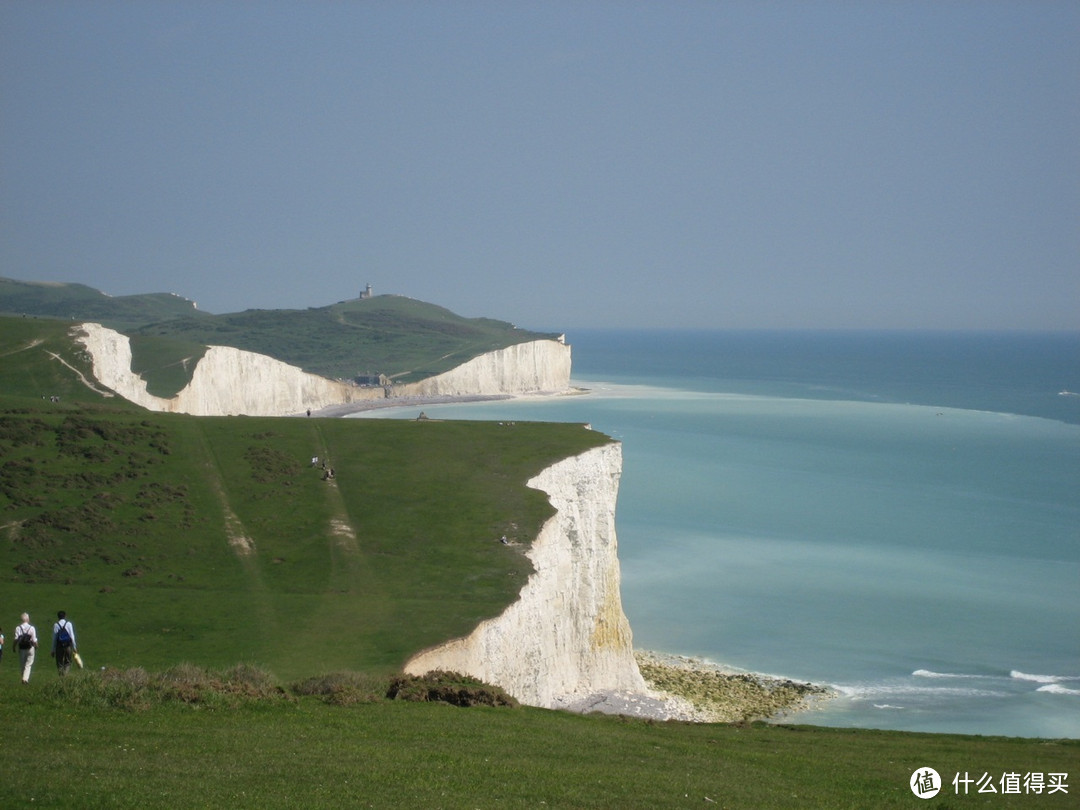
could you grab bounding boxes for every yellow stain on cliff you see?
[591,569,632,650]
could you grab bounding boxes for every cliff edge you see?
[75,322,571,416]
[404,442,652,709]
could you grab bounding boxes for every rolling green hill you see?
[132,294,561,383]
[0,276,206,331]
[1,276,560,387]
[0,317,606,681]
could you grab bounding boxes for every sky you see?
[1,2,1077,331]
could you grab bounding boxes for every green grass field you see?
[2,315,1076,809]
[1,680,1076,809]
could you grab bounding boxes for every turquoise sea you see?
[353,330,1080,739]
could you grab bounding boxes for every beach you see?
[308,393,514,418]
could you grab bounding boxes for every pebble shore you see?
[634,651,834,724]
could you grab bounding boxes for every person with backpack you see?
[14,613,38,683]
[51,611,78,676]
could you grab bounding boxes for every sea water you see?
[351,330,1080,739]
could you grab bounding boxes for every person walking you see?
[0,625,5,665]
[51,611,77,676]
[14,613,38,683]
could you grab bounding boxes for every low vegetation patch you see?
[290,671,390,706]
[385,670,519,708]
[37,664,518,714]
[42,663,288,710]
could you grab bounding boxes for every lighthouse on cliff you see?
[360,284,373,300]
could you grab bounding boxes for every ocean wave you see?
[1010,670,1080,684]
[1036,684,1080,696]
[833,683,1008,700]
[913,669,996,680]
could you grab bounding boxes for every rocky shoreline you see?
[633,651,834,724]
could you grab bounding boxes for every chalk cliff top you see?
[1,276,564,394]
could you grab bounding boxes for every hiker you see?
[0,625,4,665]
[51,611,77,676]
[14,613,37,683]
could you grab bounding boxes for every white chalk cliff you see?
[404,442,649,708]
[393,337,572,398]
[74,323,571,416]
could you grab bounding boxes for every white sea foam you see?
[913,669,996,680]
[833,683,1009,700]
[1037,684,1080,696]
[1010,670,1080,684]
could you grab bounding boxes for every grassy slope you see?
[0,276,204,331]
[0,414,607,682]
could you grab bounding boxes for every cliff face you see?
[75,322,378,416]
[393,337,572,398]
[404,442,647,708]
[75,323,571,416]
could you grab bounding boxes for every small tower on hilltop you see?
[360,284,373,300]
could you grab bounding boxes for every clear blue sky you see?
[2,1,1077,330]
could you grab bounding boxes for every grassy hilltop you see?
[0,276,206,331]
[1,315,1075,808]
[1,277,560,393]
[132,294,562,384]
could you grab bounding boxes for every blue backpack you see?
[56,621,72,647]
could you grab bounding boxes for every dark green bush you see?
[386,670,518,708]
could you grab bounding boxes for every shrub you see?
[290,671,388,705]
[386,670,518,708]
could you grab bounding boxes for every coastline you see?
[307,387,590,419]
[313,391,834,726]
